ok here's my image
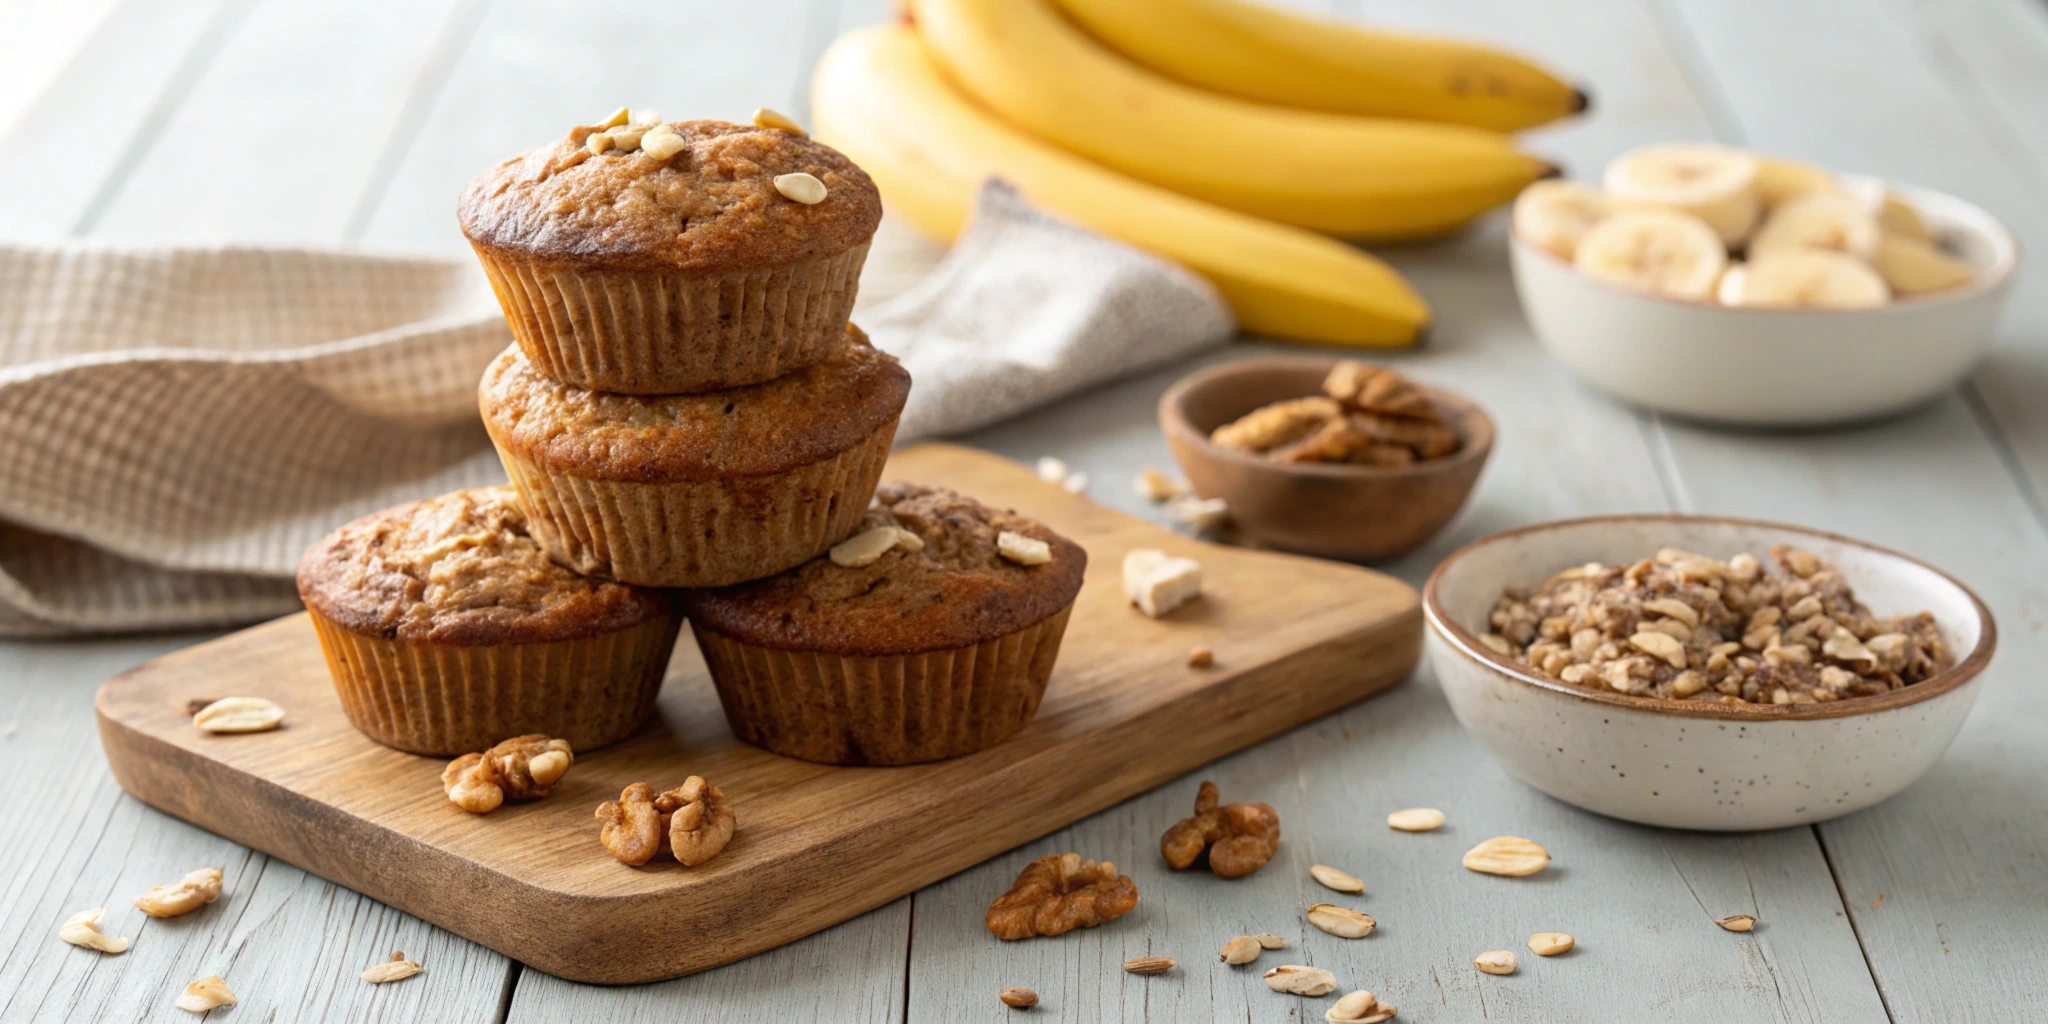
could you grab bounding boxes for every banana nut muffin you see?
[479,323,910,588]
[460,112,880,394]
[297,486,680,756]
[682,482,1087,765]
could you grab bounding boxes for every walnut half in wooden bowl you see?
[1158,356,1493,561]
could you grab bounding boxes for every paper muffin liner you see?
[691,602,1075,766]
[471,242,868,395]
[308,606,681,757]
[489,415,896,588]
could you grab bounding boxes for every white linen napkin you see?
[0,181,1232,635]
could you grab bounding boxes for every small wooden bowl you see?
[1159,356,1494,561]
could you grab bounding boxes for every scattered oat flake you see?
[1386,807,1444,832]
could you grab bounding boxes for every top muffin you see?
[459,117,881,274]
[681,482,1087,656]
[296,487,671,646]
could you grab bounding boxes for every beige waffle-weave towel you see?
[0,182,1231,636]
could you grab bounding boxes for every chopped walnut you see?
[443,735,574,814]
[1210,362,1459,466]
[1160,780,1281,878]
[657,775,736,867]
[986,852,1138,940]
[596,782,666,866]
[1482,546,1952,705]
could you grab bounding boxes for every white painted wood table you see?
[3,0,2046,1020]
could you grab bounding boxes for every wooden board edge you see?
[95,603,1420,984]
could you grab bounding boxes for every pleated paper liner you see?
[307,606,682,757]
[489,415,896,589]
[691,602,1076,766]
[472,242,868,395]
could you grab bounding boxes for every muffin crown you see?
[296,487,670,645]
[479,324,910,483]
[458,119,881,273]
[682,483,1088,656]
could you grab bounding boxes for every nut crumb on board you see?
[1124,549,1202,618]
[1186,645,1214,668]
[998,986,1038,1007]
[1483,546,1951,705]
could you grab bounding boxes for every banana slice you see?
[1719,249,1889,309]
[1603,142,1761,245]
[1753,155,1834,207]
[1573,209,1728,301]
[1513,180,1612,260]
[1838,178,1933,243]
[1871,235,1974,295]
[1748,190,1881,261]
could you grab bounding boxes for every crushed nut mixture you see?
[1161,780,1281,878]
[986,853,1138,940]
[1210,361,1459,467]
[1483,546,1951,705]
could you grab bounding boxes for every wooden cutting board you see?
[95,442,1420,984]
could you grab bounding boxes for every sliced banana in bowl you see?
[1718,250,1890,310]
[1748,190,1882,262]
[1603,141,1761,246]
[1511,180,1612,260]
[1571,209,1726,302]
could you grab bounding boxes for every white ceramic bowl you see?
[1511,177,2019,427]
[1424,515,1995,831]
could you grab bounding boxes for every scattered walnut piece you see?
[999,986,1039,1008]
[363,951,423,984]
[1186,645,1215,668]
[134,867,223,918]
[658,775,737,867]
[192,696,284,734]
[1474,950,1517,975]
[1210,361,1459,466]
[1716,914,1757,933]
[1462,836,1550,877]
[1122,956,1175,975]
[1485,546,1951,705]
[986,853,1138,940]
[57,908,128,953]
[443,735,573,814]
[1264,964,1338,996]
[174,976,235,1013]
[1327,990,1398,1023]
[1124,549,1203,618]
[596,782,666,866]
[1160,780,1281,878]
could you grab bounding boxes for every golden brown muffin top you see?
[458,118,880,273]
[479,324,909,483]
[681,482,1087,656]
[296,487,670,646]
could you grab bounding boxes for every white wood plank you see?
[0,0,246,239]
[1655,0,2048,557]
[504,900,909,1023]
[0,0,123,140]
[0,637,513,1022]
[84,0,474,243]
[1627,2,2048,1017]
[356,0,820,256]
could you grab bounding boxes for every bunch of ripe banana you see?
[1515,142,1976,309]
[810,0,1585,346]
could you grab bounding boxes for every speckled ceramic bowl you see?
[1424,515,1994,830]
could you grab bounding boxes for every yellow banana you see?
[1045,0,1585,133]
[811,26,1429,347]
[906,0,1551,241]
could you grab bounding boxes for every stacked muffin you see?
[301,110,1084,767]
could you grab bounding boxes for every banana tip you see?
[1537,162,1565,181]
[1570,86,1592,116]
